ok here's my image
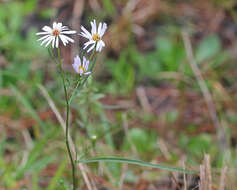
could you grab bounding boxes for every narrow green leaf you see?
[77,157,199,174]
[47,159,67,190]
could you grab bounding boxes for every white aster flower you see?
[72,55,91,76]
[80,19,107,53]
[36,22,76,48]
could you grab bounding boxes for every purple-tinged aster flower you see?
[72,56,91,76]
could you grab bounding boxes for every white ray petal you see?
[60,34,74,43]
[42,26,52,32]
[79,32,90,39]
[87,43,95,53]
[45,36,54,47]
[55,36,59,48]
[59,35,67,46]
[61,30,77,34]
[100,40,105,47]
[40,36,51,46]
[53,22,57,29]
[57,22,62,29]
[91,20,97,34]
[37,34,50,41]
[96,40,104,52]
[97,22,102,35]
[84,40,95,49]
[36,31,49,35]
[52,37,55,48]
[96,42,100,52]
[61,26,69,30]
[99,23,107,37]
[81,26,92,38]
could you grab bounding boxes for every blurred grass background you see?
[0,0,237,189]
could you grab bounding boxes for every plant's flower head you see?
[36,22,76,48]
[80,19,107,53]
[72,55,91,76]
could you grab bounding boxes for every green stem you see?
[57,48,77,190]
[69,78,81,105]
[89,47,96,62]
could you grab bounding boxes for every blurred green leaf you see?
[10,85,46,130]
[39,8,56,19]
[123,128,157,156]
[23,0,37,13]
[106,50,135,94]
[196,34,221,63]
[102,0,116,16]
[47,159,67,190]
[156,37,185,71]
[179,134,212,158]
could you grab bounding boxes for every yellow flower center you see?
[92,34,100,41]
[52,29,60,36]
[79,66,86,72]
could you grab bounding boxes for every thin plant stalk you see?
[56,48,77,190]
[55,47,98,190]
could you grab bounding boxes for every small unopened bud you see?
[91,135,97,140]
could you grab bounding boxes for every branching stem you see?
[57,48,77,190]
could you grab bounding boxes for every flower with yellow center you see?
[36,22,76,48]
[80,19,107,53]
[92,34,101,41]
[72,56,91,76]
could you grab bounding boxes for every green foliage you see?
[105,33,229,96]
[129,47,161,79]
[195,34,229,70]
[106,50,135,94]
[47,160,67,190]
[15,128,59,179]
[156,37,186,71]
[0,128,60,189]
[179,134,214,162]
[105,36,188,94]
[123,128,158,156]
[0,2,42,61]
[11,85,46,130]
[196,34,221,63]
[101,0,116,16]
